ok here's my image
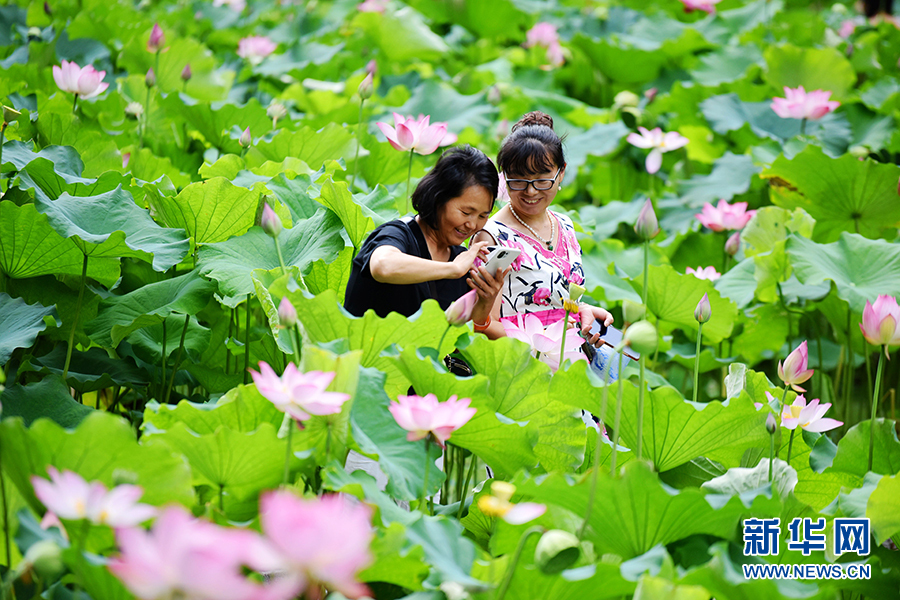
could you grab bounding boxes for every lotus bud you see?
[644,87,658,103]
[634,199,659,241]
[725,231,740,256]
[122,152,130,169]
[365,59,377,76]
[569,283,586,302]
[490,481,516,503]
[181,63,192,82]
[239,126,252,149]
[613,90,640,108]
[534,530,580,575]
[23,540,64,579]
[487,86,502,105]
[358,72,374,100]
[444,289,477,326]
[623,320,657,355]
[2,105,21,126]
[261,202,282,238]
[622,300,645,323]
[125,101,144,119]
[27,27,41,39]
[147,23,165,53]
[766,413,777,435]
[278,297,298,327]
[849,145,869,159]
[694,293,711,324]
[145,68,156,88]
[44,1,51,15]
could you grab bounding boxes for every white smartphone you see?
[587,321,640,360]
[482,246,522,277]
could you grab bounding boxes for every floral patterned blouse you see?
[479,211,585,325]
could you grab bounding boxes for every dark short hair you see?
[497,111,566,177]
[413,145,499,230]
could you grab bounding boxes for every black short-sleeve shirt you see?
[344,218,469,318]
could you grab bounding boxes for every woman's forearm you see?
[369,246,461,284]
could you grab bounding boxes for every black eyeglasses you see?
[504,167,562,191]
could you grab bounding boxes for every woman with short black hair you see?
[344,145,508,322]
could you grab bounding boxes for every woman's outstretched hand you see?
[451,241,492,279]
[577,304,615,348]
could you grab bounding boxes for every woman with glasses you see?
[472,112,613,344]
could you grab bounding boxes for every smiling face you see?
[505,162,565,219]
[434,185,494,246]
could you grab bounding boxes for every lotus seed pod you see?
[569,283,586,302]
[534,529,580,575]
[614,90,640,108]
[490,481,516,503]
[623,320,658,355]
[24,540,64,579]
[622,300,645,323]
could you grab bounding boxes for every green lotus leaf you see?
[632,264,738,344]
[358,522,429,591]
[353,7,450,63]
[691,44,763,86]
[868,474,900,544]
[406,0,528,41]
[0,141,83,177]
[19,346,149,394]
[162,94,270,154]
[762,146,900,242]
[34,185,189,271]
[860,77,900,114]
[0,293,58,365]
[349,365,445,500]
[265,172,323,221]
[149,177,260,246]
[305,246,353,303]
[62,547,132,600]
[516,462,747,559]
[0,202,120,286]
[198,209,344,306]
[394,80,497,134]
[125,314,212,366]
[764,44,856,102]
[85,271,216,347]
[143,421,285,502]
[255,123,354,171]
[672,152,761,208]
[459,336,585,472]
[316,178,374,251]
[828,420,900,478]
[0,376,93,428]
[393,347,540,478]
[786,232,900,313]
[713,257,756,308]
[571,33,667,84]
[127,148,193,189]
[145,383,282,436]
[0,411,194,509]
[252,267,304,355]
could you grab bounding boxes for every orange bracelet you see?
[473,315,491,332]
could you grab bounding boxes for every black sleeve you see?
[353,221,415,279]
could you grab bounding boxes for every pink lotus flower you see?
[838,20,857,38]
[259,491,373,599]
[780,396,843,432]
[502,313,546,345]
[250,362,351,423]
[109,506,294,600]
[532,287,551,306]
[237,36,277,65]
[31,467,155,527]
[376,113,453,155]
[686,266,721,281]
[778,341,815,392]
[446,289,477,326]
[52,60,108,100]
[358,0,389,12]
[147,23,165,53]
[771,86,840,121]
[532,317,585,371]
[627,127,689,174]
[680,0,721,13]
[524,22,565,67]
[860,295,900,352]
[695,200,756,232]
[388,393,476,447]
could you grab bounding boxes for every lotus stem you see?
[283,417,294,485]
[405,149,414,215]
[226,308,234,374]
[350,99,365,190]
[421,438,431,515]
[436,323,451,359]
[63,254,88,383]
[610,350,625,476]
[274,236,287,277]
[325,420,332,467]
[579,348,614,539]
[457,453,478,519]
[495,526,543,600]
[164,314,190,404]
[780,386,789,411]
[558,308,572,372]
[160,319,167,400]
[243,294,251,385]
[869,346,886,472]
[800,118,807,136]
[72,93,78,114]
[292,324,302,365]
[785,429,796,466]
[768,430,775,483]
[0,437,9,567]
[637,355,645,461]
[641,240,649,307]
[692,322,703,404]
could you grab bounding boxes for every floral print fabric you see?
[480,211,584,322]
